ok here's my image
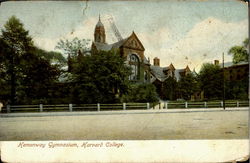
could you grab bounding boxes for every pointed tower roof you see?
[185,65,191,72]
[96,14,104,27]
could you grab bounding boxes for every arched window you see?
[129,54,139,81]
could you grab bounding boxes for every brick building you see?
[149,57,199,100]
[214,60,249,81]
[91,16,151,83]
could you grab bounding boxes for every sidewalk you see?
[0,107,248,118]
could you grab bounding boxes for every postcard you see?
[0,0,249,162]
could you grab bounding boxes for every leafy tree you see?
[0,38,12,104]
[225,79,248,100]
[243,38,249,48]
[70,50,131,103]
[55,37,91,57]
[122,83,159,103]
[199,63,223,100]
[228,38,249,64]
[18,52,60,104]
[0,16,61,104]
[34,47,66,65]
[178,73,199,100]
[225,38,249,100]
[0,16,34,104]
[161,77,178,100]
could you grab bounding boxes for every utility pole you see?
[222,52,225,110]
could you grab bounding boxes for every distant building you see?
[150,57,192,83]
[149,57,201,100]
[215,60,249,81]
[91,16,151,83]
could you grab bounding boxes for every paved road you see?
[0,108,248,140]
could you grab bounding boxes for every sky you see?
[0,0,248,71]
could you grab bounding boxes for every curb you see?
[0,107,248,118]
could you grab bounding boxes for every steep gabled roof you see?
[92,31,145,52]
[123,32,145,51]
[185,65,191,72]
[174,69,183,81]
[150,65,168,82]
[174,65,191,81]
[150,63,193,82]
[92,42,112,51]
[92,37,129,51]
[111,37,128,49]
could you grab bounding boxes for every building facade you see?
[214,60,249,81]
[90,16,204,100]
[91,16,151,83]
[149,57,201,100]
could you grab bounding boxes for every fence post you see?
[147,103,150,110]
[69,104,73,112]
[159,102,161,109]
[237,101,239,107]
[7,105,10,113]
[39,104,43,112]
[185,102,188,108]
[97,103,100,112]
[123,103,126,110]
[221,101,223,107]
[165,102,168,109]
[204,102,207,108]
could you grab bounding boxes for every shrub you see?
[122,83,159,103]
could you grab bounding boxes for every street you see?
[0,108,248,140]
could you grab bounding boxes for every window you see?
[130,54,138,62]
[129,54,139,81]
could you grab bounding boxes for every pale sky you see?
[0,0,248,71]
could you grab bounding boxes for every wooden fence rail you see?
[1,102,151,113]
[164,101,249,109]
[0,101,248,113]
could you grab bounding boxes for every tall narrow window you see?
[129,54,139,81]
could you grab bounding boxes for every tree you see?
[18,52,60,104]
[0,38,12,103]
[55,37,91,57]
[0,16,34,104]
[178,73,199,100]
[243,38,249,48]
[228,38,249,64]
[34,47,66,65]
[162,77,178,100]
[122,83,159,103]
[225,38,249,100]
[0,16,61,104]
[70,50,131,103]
[199,63,223,100]
[225,78,248,100]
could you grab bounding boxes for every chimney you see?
[214,60,219,66]
[153,57,160,66]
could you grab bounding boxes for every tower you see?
[94,15,106,43]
